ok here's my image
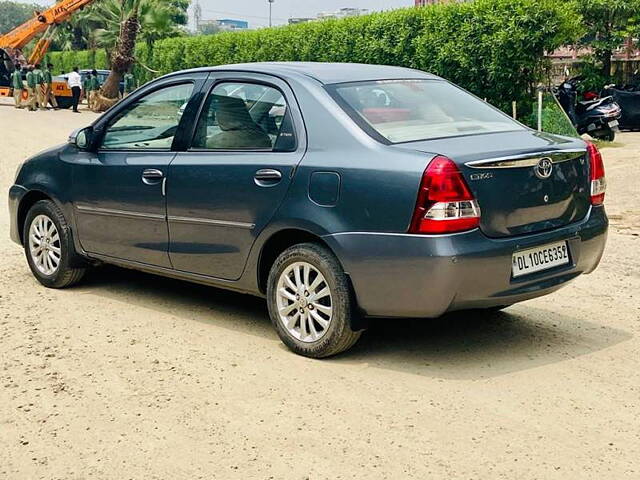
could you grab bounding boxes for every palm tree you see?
[90,0,185,109]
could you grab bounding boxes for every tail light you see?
[586,142,606,205]
[408,155,480,234]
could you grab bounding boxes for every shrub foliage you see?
[45,0,581,112]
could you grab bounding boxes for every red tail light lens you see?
[586,142,606,205]
[409,155,481,234]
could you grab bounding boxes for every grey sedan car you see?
[9,62,608,357]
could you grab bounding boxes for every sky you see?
[17,0,415,28]
[195,0,413,27]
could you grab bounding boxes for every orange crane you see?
[0,0,96,99]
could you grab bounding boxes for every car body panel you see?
[396,130,592,237]
[166,71,308,280]
[67,72,209,267]
[71,150,176,267]
[323,206,607,317]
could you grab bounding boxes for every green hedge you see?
[45,49,109,75]
[43,0,582,112]
[523,92,579,137]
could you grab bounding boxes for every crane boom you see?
[0,0,95,51]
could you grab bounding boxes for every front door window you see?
[102,83,193,150]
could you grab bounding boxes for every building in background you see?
[197,18,249,34]
[317,7,369,19]
[216,18,249,30]
[288,17,315,25]
[288,7,368,24]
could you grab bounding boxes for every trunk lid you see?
[395,130,590,238]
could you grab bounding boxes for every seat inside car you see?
[205,95,272,149]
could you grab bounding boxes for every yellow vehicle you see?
[0,0,95,103]
[52,69,114,108]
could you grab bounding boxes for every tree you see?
[168,0,189,26]
[86,0,186,109]
[50,11,103,51]
[581,0,640,78]
[198,22,221,35]
[0,1,44,34]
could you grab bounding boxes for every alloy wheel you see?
[276,261,333,343]
[28,214,61,276]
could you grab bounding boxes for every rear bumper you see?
[324,206,608,318]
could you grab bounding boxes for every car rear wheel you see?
[267,243,362,358]
[55,96,72,109]
[593,128,615,142]
[24,200,86,288]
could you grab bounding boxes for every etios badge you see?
[535,157,553,179]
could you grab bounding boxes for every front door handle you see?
[142,168,164,185]
[254,168,282,186]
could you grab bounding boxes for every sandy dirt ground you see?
[0,98,639,479]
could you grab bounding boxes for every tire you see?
[266,243,362,358]
[594,128,615,142]
[55,96,72,109]
[23,200,86,288]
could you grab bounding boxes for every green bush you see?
[576,55,610,93]
[94,49,109,69]
[43,0,582,112]
[522,92,579,137]
[45,49,108,75]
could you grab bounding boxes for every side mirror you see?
[68,127,92,150]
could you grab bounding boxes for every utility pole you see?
[268,0,275,27]
[194,0,202,32]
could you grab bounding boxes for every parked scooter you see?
[554,76,622,141]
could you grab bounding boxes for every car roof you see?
[166,62,439,85]
[57,69,110,76]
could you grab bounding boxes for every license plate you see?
[608,120,619,128]
[512,241,570,278]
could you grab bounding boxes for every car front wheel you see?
[267,243,362,358]
[23,200,86,288]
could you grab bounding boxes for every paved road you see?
[1,100,639,479]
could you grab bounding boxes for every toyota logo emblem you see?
[535,157,553,179]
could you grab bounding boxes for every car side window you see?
[101,83,194,150]
[192,82,291,150]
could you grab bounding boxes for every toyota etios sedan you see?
[9,63,608,358]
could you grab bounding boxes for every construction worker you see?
[89,69,100,107]
[11,66,24,109]
[33,63,45,110]
[124,70,135,96]
[42,63,58,109]
[25,66,37,111]
[83,71,92,108]
[67,66,82,113]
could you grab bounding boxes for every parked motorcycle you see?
[554,77,622,141]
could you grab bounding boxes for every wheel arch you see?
[17,190,54,245]
[257,227,368,332]
[257,228,336,295]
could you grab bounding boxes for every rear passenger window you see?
[192,82,292,150]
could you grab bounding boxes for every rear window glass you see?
[329,79,524,143]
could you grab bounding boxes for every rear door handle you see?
[254,168,282,186]
[142,168,164,185]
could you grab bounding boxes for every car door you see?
[167,73,306,280]
[72,75,204,267]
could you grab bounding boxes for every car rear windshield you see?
[329,79,525,143]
